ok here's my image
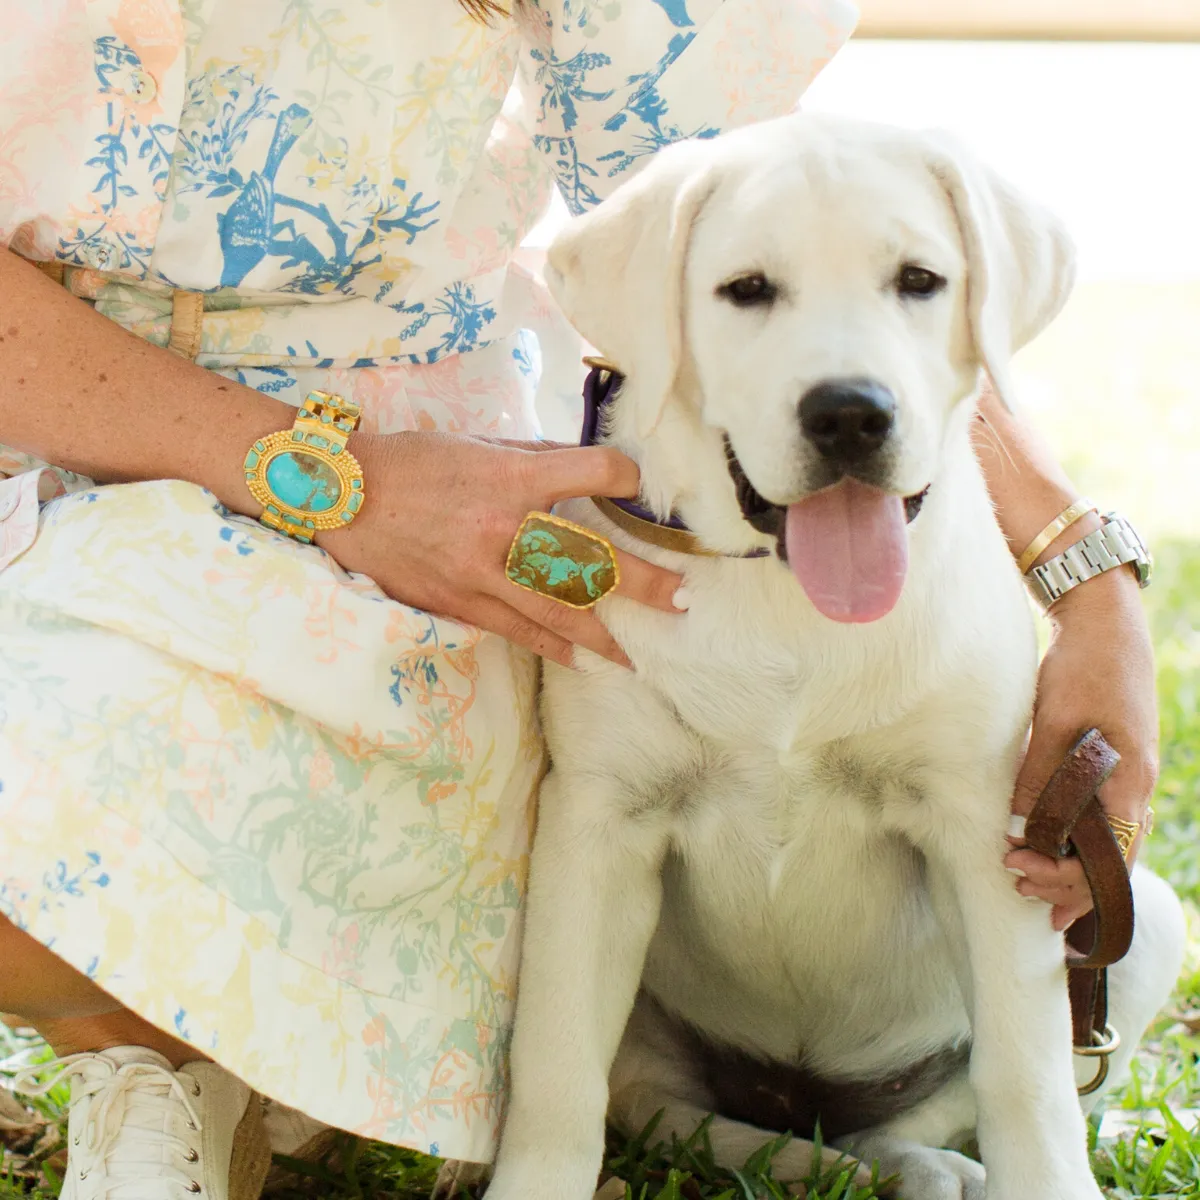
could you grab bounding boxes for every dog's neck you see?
[580,364,772,559]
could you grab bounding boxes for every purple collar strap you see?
[581,364,692,535]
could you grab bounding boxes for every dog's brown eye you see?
[896,265,946,298]
[718,273,777,308]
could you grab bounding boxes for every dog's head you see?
[545,114,1074,623]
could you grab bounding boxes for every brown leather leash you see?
[1023,729,1135,1094]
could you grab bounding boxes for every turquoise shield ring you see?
[505,512,620,609]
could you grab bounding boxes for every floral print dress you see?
[0,0,855,1161]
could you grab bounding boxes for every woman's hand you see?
[0,260,678,670]
[318,431,684,668]
[1005,566,1158,929]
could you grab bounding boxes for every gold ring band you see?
[1105,813,1143,860]
[505,512,619,609]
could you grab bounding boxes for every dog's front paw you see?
[484,1155,602,1200]
[432,1159,492,1198]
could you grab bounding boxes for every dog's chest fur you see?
[640,741,972,1078]
[546,485,1034,1083]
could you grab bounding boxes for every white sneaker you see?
[9,1047,270,1200]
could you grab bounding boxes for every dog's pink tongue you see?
[785,478,908,623]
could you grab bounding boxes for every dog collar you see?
[580,360,927,559]
[581,362,771,559]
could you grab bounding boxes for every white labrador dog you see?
[474,115,1186,1200]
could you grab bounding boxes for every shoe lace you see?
[6,1054,205,1198]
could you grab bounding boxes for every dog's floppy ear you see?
[925,133,1075,409]
[545,140,718,437]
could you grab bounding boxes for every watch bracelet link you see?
[1025,513,1152,609]
[304,391,361,435]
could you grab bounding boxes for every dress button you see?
[86,243,113,270]
[127,69,158,104]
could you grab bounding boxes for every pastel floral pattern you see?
[0,0,857,1163]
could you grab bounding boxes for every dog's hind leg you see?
[1075,864,1186,1108]
[839,1134,984,1200]
[607,998,878,1192]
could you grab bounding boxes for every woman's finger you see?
[1005,849,1093,927]
[1010,713,1082,819]
[500,585,632,669]
[612,548,687,614]
[1096,754,1157,861]
[1015,877,1088,906]
[481,437,574,453]
[532,445,644,505]
[1004,849,1086,891]
[456,593,577,668]
[1052,904,1090,931]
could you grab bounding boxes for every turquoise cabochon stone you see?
[265,450,342,514]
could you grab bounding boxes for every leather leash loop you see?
[1024,728,1118,856]
[1024,729,1137,1070]
[1024,728,1135,970]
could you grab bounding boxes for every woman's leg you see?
[0,914,206,1067]
[1,916,269,1200]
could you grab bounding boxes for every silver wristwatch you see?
[1025,512,1152,609]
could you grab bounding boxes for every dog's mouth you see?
[725,439,929,625]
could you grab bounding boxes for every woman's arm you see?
[0,253,295,514]
[973,383,1158,928]
[973,383,1105,558]
[0,252,684,666]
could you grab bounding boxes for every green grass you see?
[3,539,1198,1198]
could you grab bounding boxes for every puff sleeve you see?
[516,0,858,213]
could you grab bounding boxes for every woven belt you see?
[29,259,203,361]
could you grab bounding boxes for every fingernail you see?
[672,587,692,611]
[1008,815,1027,839]
[1022,894,1042,903]
[1006,867,1027,878]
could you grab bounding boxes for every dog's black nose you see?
[798,380,896,463]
